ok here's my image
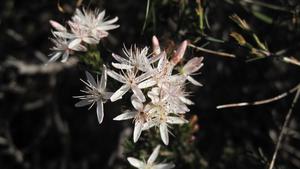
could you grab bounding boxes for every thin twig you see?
[268,87,300,169]
[188,44,236,58]
[217,83,300,109]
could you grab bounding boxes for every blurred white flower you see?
[127,145,175,169]
[47,8,119,63]
[70,8,119,42]
[113,95,152,142]
[48,35,87,63]
[73,66,112,124]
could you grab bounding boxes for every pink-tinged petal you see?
[138,79,156,89]
[183,57,204,74]
[152,35,161,56]
[85,71,97,86]
[127,157,144,168]
[107,69,126,83]
[187,76,202,86]
[75,100,90,107]
[112,62,133,69]
[100,65,107,90]
[96,101,104,124]
[153,163,175,169]
[49,20,66,31]
[166,116,188,124]
[147,145,160,164]
[133,121,143,142]
[68,38,82,49]
[131,95,143,111]
[160,123,169,145]
[171,40,187,65]
[131,84,146,102]
[113,111,136,121]
[110,84,130,102]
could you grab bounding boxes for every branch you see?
[217,83,300,109]
[188,44,236,58]
[4,58,78,75]
[268,87,300,169]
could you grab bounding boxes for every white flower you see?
[73,65,112,124]
[146,100,188,145]
[107,69,155,102]
[70,8,119,42]
[180,57,204,86]
[127,145,175,169]
[112,45,161,72]
[113,95,151,142]
[48,34,87,63]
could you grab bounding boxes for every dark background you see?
[1,0,300,169]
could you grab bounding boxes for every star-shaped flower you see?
[113,95,152,142]
[74,65,112,124]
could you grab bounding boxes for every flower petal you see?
[138,78,156,89]
[131,84,146,102]
[112,53,130,64]
[75,100,90,107]
[113,111,136,121]
[147,145,160,164]
[166,116,188,124]
[47,52,62,63]
[85,71,97,86]
[96,101,104,124]
[110,84,130,102]
[187,76,202,86]
[153,163,175,169]
[133,121,143,143]
[179,96,194,105]
[100,65,107,89]
[107,69,126,83]
[160,123,169,145]
[127,157,144,168]
[112,62,133,69]
[68,38,82,49]
[49,20,67,31]
[131,95,143,111]
[183,57,204,74]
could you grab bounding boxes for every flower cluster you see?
[76,35,203,145]
[48,8,119,63]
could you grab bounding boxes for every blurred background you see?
[1,0,300,169]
